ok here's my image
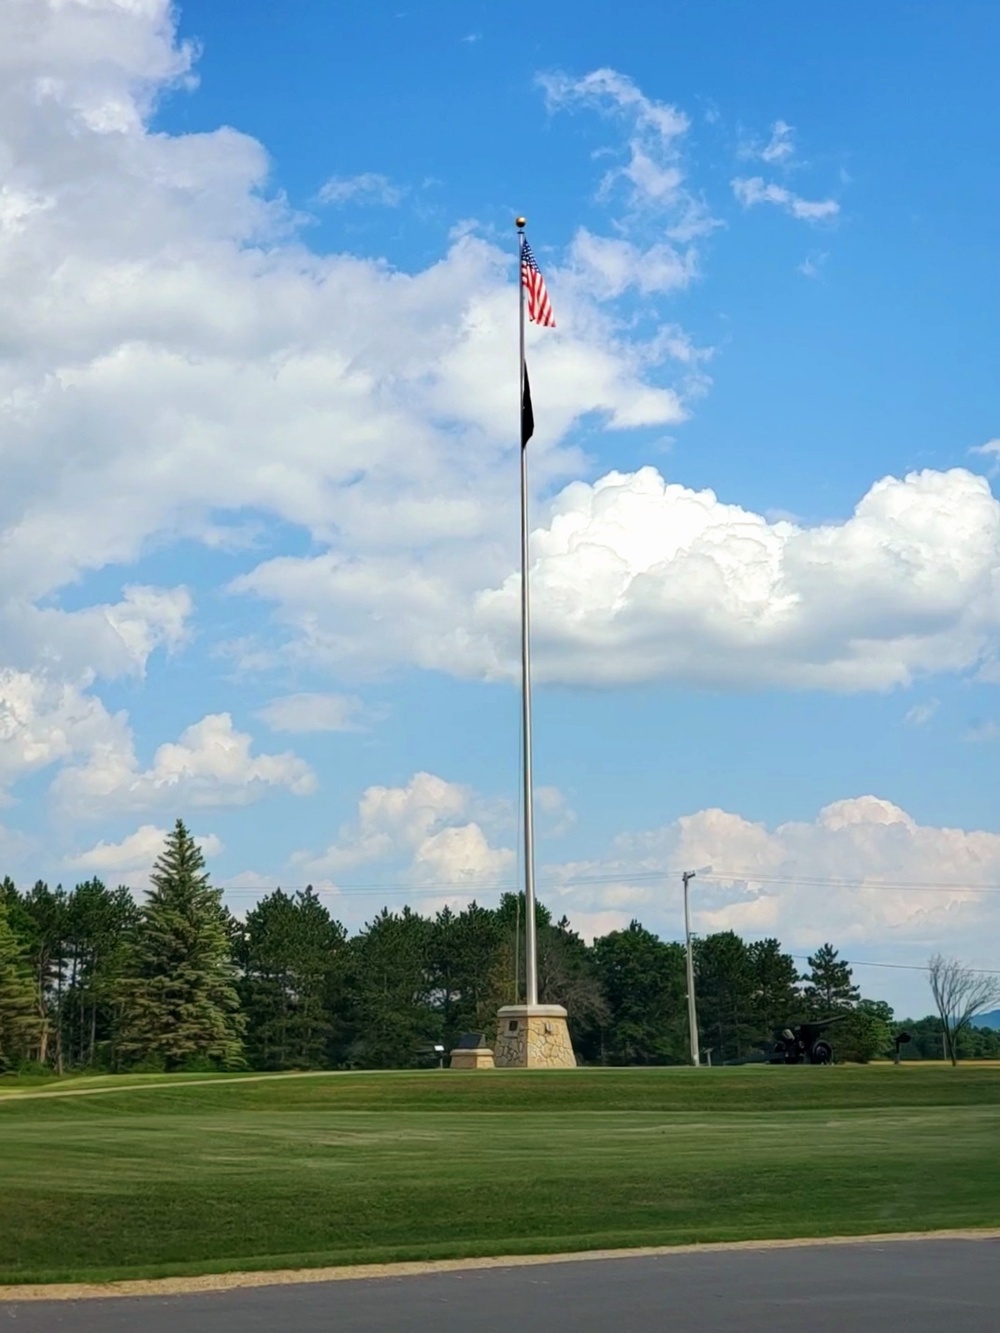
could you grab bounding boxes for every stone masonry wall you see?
[493,1013,576,1068]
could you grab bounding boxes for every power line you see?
[60,877,1000,981]
[700,872,1000,895]
[194,869,1000,898]
[788,955,1000,978]
[56,872,994,901]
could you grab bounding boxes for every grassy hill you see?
[1,1065,999,1286]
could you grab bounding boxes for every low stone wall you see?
[449,1047,495,1070]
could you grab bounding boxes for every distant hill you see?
[977,1010,1000,1030]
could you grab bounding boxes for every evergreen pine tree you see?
[117,820,245,1071]
[237,886,344,1070]
[0,897,38,1071]
[803,942,860,1015]
[694,931,757,1062]
[747,938,802,1043]
[428,901,507,1047]
[20,881,68,1067]
[343,907,439,1068]
[64,880,138,1070]
[590,922,687,1066]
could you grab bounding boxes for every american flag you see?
[521,239,556,327]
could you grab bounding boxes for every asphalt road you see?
[3,1240,998,1332]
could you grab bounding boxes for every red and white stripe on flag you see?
[521,239,556,327]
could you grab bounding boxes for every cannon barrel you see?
[797,1015,848,1038]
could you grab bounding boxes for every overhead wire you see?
[177,868,1000,898]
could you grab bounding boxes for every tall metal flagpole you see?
[683,870,700,1067]
[517,216,539,1009]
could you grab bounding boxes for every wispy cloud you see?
[970,438,1000,476]
[798,250,829,278]
[567,229,699,298]
[538,68,715,239]
[904,699,939,728]
[741,119,796,164]
[761,119,795,162]
[965,719,1000,743]
[257,692,373,734]
[318,172,404,207]
[536,786,577,839]
[732,175,839,222]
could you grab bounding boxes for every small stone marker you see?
[449,1032,495,1070]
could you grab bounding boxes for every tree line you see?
[0,820,997,1075]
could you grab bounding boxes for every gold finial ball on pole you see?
[515,216,527,229]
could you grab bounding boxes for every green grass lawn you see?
[1,1065,999,1285]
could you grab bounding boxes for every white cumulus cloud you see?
[294,770,513,886]
[235,462,1000,690]
[0,4,700,817]
[459,464,1000,690]
[0,670,125,793]
[52,712,316,817]
[536,795,1000,1008]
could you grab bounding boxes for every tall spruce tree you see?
[117,821,245,1071]
[0,896,38,1071]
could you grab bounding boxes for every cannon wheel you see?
[809,1040,833,1065]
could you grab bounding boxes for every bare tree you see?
[928,954,1000,1066]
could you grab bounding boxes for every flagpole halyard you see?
[517,217,539,1010]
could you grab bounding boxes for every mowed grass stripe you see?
[4,1064,1000,1113]
[2,1068,999,1284]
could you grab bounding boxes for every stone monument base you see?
[493,1004,576,1068]
[449,1046,495,1070]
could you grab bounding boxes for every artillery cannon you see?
[768,1015,846,1065]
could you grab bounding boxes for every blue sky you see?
[2,0,999,1014]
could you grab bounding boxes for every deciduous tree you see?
[928,954,1000,1067]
